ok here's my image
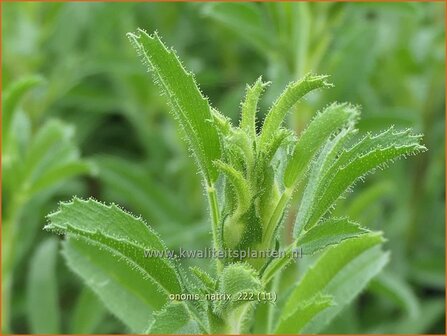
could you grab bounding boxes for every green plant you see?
[2,76,96,333]
[44,30,425,334]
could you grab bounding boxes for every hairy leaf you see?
[275,294,333,334]
[127,29,221,184]
[260,74,333,152]
[214,160,251,216]
[214,263,262,321]
[212,108,234,137]
[282,233,389,333]
[46,198,182,295]
[305,141,426,229]
[262,128,295,163]
[297,217,369,255]
[303,244,389,333]
[190,266,217,293]
[63,237,166,332]
[240,77,269,140]
[219,124,254,168]
[147,302,202,334]
[293,127,354,236]
[284,102,359,188]
[332,127,423,171]
[261,216,368,284]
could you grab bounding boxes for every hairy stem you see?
[263,188,292,250]
[267,272,281,333]
[227,304,251,334]
[261,242,296,285]
[207,184,222,272]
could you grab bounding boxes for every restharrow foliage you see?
[45,30,426,334]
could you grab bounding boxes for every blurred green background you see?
[2,2,445,334]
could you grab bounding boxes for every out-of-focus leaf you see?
[345,180,394,220]
[95,156,186,226]
[69,287,107,334]
[2,75,44,141]
[411,256,446,289]
[323,23,377,103]
[26,239,60,333]
[28,161,94,195]
[352,2,419,15]
[15,195,52,266]
[18,120,94,197]
[370,299,445,334]
[369,272,419,318]
[201,3,274,57]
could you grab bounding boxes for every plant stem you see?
[263,188,292,250]
[266,272,281,333]
[227,304,251,334]
[261,242,296,285]
[207,184,222,273]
